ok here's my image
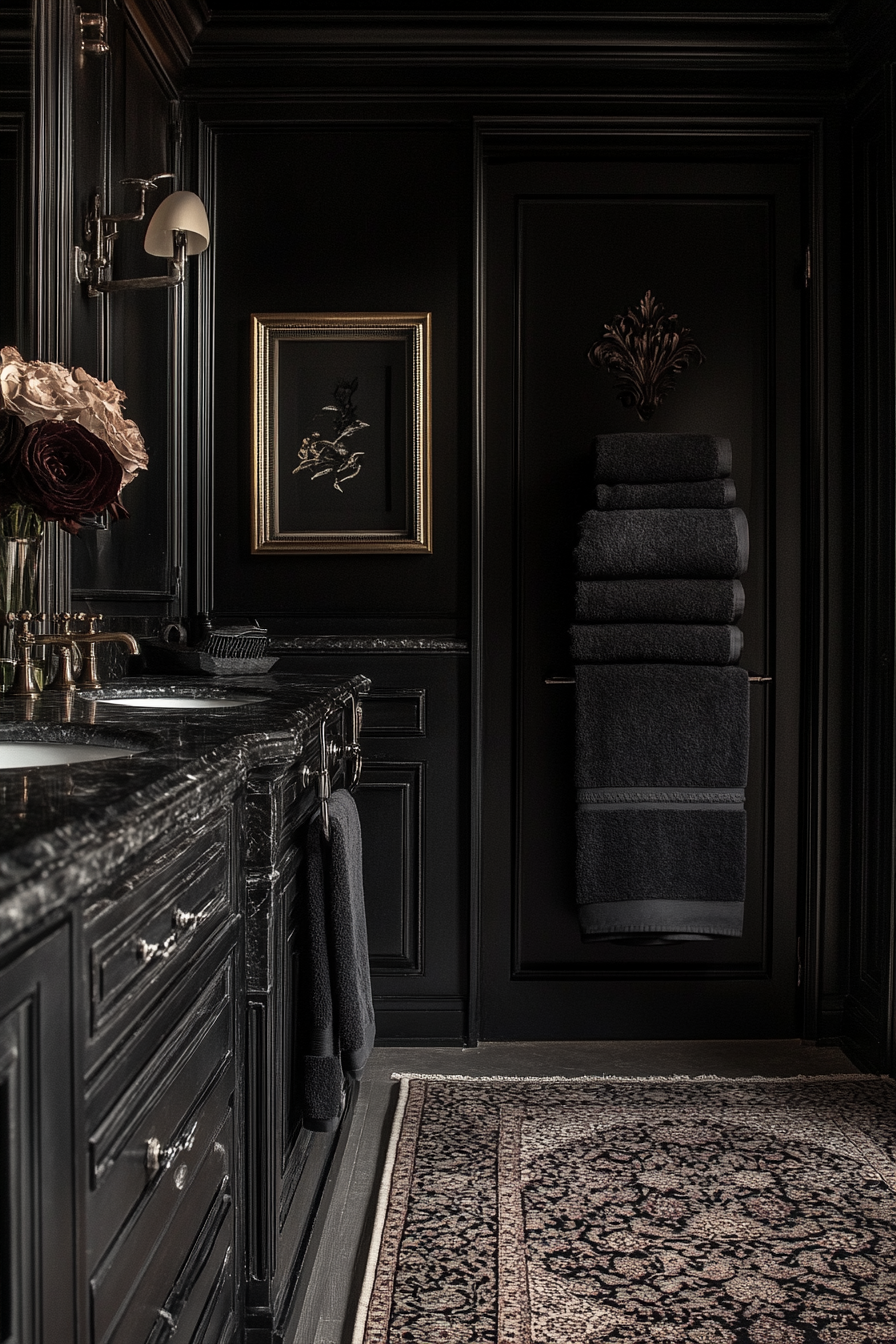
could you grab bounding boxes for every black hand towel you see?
[576,807,746,940]
[595,479,736,511]
[576,507,749,579]
[593,433,732,484]
[575,578,745,625]
[301,789,376,1132]
[575,664,750,788]
[570,622,743,665]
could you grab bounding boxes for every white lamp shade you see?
[144,190,210,257]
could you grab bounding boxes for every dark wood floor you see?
[294,1038,859,1344]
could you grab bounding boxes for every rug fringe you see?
[351,1075,411,1344]
[389,1071,886,1083]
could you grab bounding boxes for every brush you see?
[195,624,269,660]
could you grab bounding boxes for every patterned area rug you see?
[352,1074,896,1344]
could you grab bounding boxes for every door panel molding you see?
[472,117,829,1042]
[355,763,425,976]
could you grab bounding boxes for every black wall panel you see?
[208,124,467,626]
[273,651,467,1043]
[72,19,177,610]
[844,72,896,1073]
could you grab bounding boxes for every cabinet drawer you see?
[91,1105,234,1344]
[84,813,234,1067]
[87,955,235,1268]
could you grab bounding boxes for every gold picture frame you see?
[251,312,432,554]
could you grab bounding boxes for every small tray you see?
[143,639,278,679]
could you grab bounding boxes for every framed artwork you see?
[251,312,432,553]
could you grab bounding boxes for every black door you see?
[479,146,806,1040]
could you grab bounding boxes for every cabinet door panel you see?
[0,925,75,1344]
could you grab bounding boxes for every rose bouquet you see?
[0,345,148,539]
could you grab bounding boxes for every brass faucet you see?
[5,610,44,698]
[5,610,139,697]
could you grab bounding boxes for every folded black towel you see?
[575,664,750,788]
[576,507,749,579]
[576,806,746,939]
[301,789,376,1133]
[575,578,745,625]
[595,479,736,510]
[594,433,732,484]
[570,623,743,665]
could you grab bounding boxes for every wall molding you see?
[357,762,425,976]
[843,70,896,1074]
[32,0,77,612]
[122,0,207,92]
[189,12,847,74]
[472,115,828,1042]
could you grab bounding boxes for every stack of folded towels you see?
[572,433,750,943]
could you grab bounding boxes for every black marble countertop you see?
[0,671,368,951]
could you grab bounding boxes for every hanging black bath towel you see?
[575,664,749,941]
[570,622,744,665]
[300,789,376,1132]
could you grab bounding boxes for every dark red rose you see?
[0,418,127,535]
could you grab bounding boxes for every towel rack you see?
[545,674,773,685]
[301,694,364,841]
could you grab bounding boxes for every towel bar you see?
[545,674,773,684]
[301,697,364,840]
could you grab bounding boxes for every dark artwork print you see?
[276,338,408,535]
[358,1076,896,1344]
[293,377,369,492]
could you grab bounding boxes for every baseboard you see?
[373,995,466,1043]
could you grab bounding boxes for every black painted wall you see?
[843,64,896,1075]
[18,3,896,1062]
[0,7,30,353]
[68,5,177,616]
[206,122,468,629]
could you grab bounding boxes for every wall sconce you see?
[75,174,210,298]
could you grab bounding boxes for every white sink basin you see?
[101,695,266,709]
[0,742,139,769]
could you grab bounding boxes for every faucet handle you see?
[10,610,46,639]
[82,612,103,634]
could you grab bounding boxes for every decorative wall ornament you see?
[587,291,705,421]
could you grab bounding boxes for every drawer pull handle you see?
[145,1119,198,1176]
[145,1137,162,1174]
[136,932,178,965]
[172,906,202,932]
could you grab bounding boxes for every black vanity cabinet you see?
[243,702,355,1344]
[0,674,367,1344]
[0,922,77,1344]
[82,804,243,1344]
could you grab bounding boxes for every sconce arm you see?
[91,259,184,293]
[83,238,185,297]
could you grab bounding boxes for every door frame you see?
[469,116,831,1044]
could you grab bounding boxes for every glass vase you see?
[0,534,42,687]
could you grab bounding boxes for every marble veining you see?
[271,636,468,652]
[0,672,368,951]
